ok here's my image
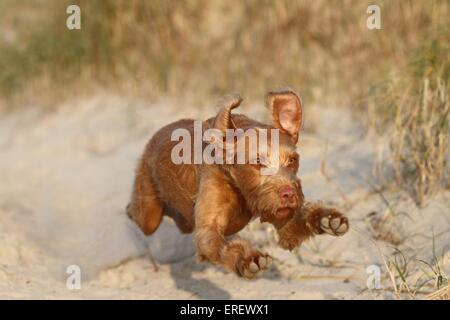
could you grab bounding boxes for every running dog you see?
[127,88,349,278]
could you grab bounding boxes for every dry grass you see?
[425,282,450,300]
[0,0,448,107]
[378,234,449,299]
[378,249,439,299]
[368,35,449,206]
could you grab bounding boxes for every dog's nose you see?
[278,186,296,200]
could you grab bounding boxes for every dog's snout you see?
[278,186,296,200]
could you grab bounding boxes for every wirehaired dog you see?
[127,88,349,278]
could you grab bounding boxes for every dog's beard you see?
[275,207,292,219]
[259,205,296,224]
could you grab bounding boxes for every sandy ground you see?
[0,95,448,299]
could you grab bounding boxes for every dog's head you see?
[212,88,304,228]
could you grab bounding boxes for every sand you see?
[0,94,448,299]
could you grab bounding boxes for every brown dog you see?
[127,88,348,278]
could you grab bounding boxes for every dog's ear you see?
[266,88,303,143]
[213,93,243,132]
[209,93,243,163]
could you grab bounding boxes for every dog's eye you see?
[288,157,297,165]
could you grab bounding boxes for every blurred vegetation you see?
[369,34,449,206]
[0,0,448,106]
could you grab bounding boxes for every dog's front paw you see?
[237,252,272,279]
[317,210,349,236]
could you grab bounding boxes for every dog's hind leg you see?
[127,157,164,235]
[165,207,194,234]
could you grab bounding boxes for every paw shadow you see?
[260,263,283,280]
[168,258,231,300]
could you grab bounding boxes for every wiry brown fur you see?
[127,89,349,278]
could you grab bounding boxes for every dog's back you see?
[127,118,198,234]
[128,112,268,234]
